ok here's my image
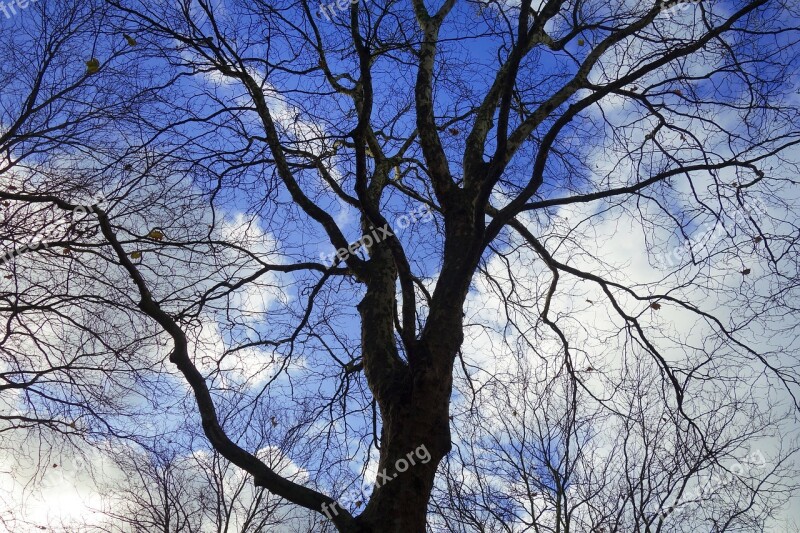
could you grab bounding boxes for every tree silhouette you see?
[2,0,800,531]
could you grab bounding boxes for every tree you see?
[0,0,169,468]
[94,441,307,533]
[431,345,797,532]
[2,0,800,531]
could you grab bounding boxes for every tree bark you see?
[343,209,478,532]
[354,369,453,532]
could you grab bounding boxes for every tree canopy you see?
[2,0,800,531]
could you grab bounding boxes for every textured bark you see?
[343,205,477,531]
[353,368,453,532]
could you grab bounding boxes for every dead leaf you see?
[672,89,683,96]
[650,302,661,310]
[585,366,594,372]
[85,58,100,75]
[147,229,164,241]
[123,34,137,46]
[577,38,585,46]
[753,236,762,244]
[130,251,142,259]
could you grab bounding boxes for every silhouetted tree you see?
[2,0,800,531]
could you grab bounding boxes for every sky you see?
[1,0,800,530]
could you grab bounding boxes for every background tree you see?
[432,347,797,532]
[93,438,312,533]
[2,0,800,531]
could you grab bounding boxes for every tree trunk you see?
[347,241,461,532]
[353,360,454,532]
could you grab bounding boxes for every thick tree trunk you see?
[353,361,454,532]
[346,243,462,532]
[341,207,477,532]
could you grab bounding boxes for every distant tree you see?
[93,442,304,533]
[2,0,800,531]
[432,349,797,532]
[0,0,150,447]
